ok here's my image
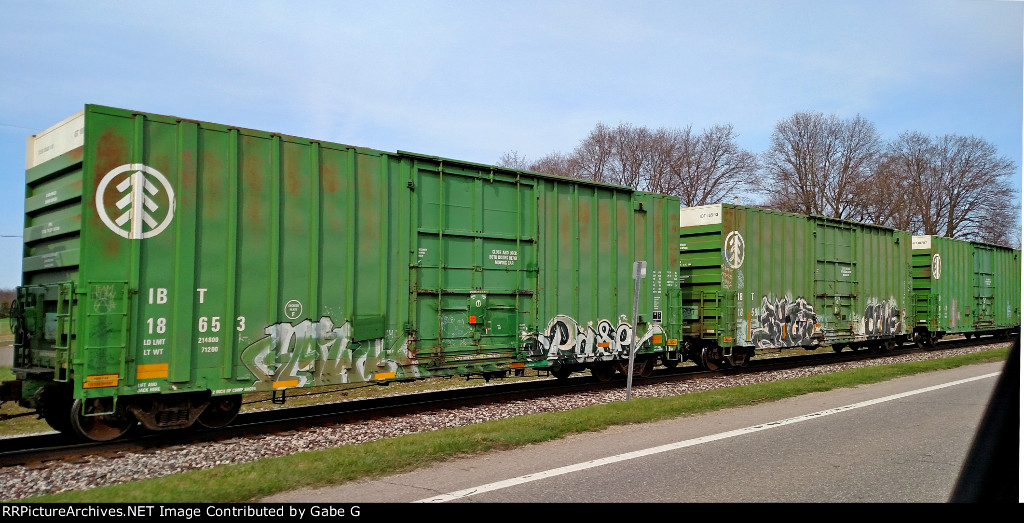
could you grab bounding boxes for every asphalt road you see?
[264,361,1008,503]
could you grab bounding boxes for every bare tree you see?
[853,152,918,231]
[928,134,1017,243]
[644,127,684,195]
[871,131,1019,245]
[498,121,758,204]
[497,150,531,170]
[570,123,616,183]
[673,124,759,207]
[608,123,650,189]
[762,112,881,219]
[529,151,579,179]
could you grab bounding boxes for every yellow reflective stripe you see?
[83,374,119,388]
[374,372,396,380]
[136,363,168,380]
[272,379,299,389]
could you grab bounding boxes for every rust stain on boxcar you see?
[597,198,612,255]
[356,153,382,239]
[284,153,302,197]
[67,145,84,162]
[241,148,265,226]
[201,150,224,219]
[558,192,572,243]
[178,150,196,208]
[617,204,629,256]
[321,162,341,194]
[94,130,128,256]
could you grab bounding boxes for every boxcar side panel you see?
[16,104,682,415]
[680,204,911,352]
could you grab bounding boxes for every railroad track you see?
[0,336,1010,469]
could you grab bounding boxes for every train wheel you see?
[700,346,722,371]
[914,331,931,349]
[197,394,243,429]
[591,363,615,382]
[728,349,749,367]
[832,345,844,353]
[551,367,572,380]
[69,398,135,441]
[881,339,897,352]
[662,358,679,369]
[964,333,972,340]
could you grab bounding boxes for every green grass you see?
[0,367,53,437]
[17,346,1009,503]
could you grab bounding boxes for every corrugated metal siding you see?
[680,204,911,349]
[27,105,680,400]
[913,236,1021,334]
[973,242,1021,330]
[527,182,679,366]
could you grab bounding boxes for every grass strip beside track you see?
[16,347,1012,502]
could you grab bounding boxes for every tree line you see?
[498,111,1020,247]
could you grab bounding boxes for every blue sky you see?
[0,0,1021,289]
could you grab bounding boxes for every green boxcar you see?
[678,204,912,369]
[4,105,680,440]
[911,235,1020,345]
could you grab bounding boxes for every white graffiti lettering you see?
[240,317,406,388]
[533,314,665,361]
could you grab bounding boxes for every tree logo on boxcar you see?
[723,231,745,269]
[96,163,176,240]
[931,254,941,280]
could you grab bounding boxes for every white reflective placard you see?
[26,110,85,169]
[679,203,723,226]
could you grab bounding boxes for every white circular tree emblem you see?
[723,231,745,269]
[931,253,942,280]
[96,164,176,240]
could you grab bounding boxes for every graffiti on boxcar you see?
[533,314,665,360]
[863,298,901,336]
[240,317,404,388]
[750,295,818,348]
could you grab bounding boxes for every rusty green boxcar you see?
[3,105,680,440]
[678,204,912,369]
[911,235,1020,346]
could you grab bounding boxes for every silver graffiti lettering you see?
[534,314,665,361]
[863,298,901,336]
[241,317,404,388]
[751,295,817,348]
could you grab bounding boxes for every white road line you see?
[415,372,999,503]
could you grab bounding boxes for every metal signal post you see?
[626,261,647,401]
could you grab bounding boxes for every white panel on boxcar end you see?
[26,110,85,169]
[679,203,723,227]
